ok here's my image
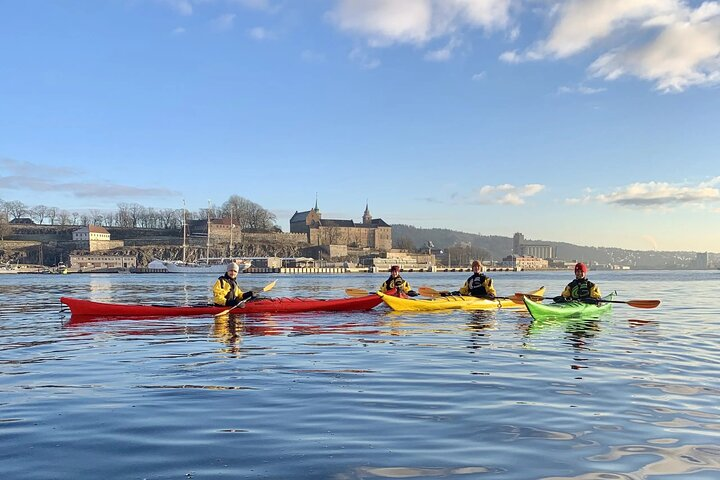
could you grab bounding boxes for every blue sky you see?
[1,0,719,252]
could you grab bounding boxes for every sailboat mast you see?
[206,200,211,264]
[229,207,233,257]
[182,200,187,263]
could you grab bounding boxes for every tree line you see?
[0,195,278,232]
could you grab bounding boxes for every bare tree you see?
[89,209,104,225]
[0,217,10,241]
[57,210,71,225]
[32,205,49,225]
[158,208,181,229]
[47,206,57,225]
[6,200,27,220]
[221,195,277,231]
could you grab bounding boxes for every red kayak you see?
[61,294,383,320]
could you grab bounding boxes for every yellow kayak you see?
[378,287,546,312]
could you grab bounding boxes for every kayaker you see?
[445,260,496,298]
[379,265,418,296]
[213,262,255,306]
[556,262,601,302]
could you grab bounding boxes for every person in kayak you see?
[213,262,255,306]
[555,262,601,302]
[444,260,496,298]
[379,265,418,296]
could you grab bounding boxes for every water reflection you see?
[553,443,720,480]
[2,272,720,480]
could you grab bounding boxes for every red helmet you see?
[390,265,400,272]
[574,262,588,273]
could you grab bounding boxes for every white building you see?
[72,225,111,241]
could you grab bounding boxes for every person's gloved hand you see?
[242,291,255,300]
[407,290,419,297]
[552,296,565,303]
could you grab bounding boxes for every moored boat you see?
[523,294,615,321]
[61,294,383,320]
[378,287,546,312]
[148,258,252,274]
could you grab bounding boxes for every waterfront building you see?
[500,254,549,270]
[696,252,709,269]
[69,254,137,271]
[290,201,392,251]
[72,225,124,252]
[513,232,556,259]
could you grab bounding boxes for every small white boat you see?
[149,258,252,274]
[0,263,19,274]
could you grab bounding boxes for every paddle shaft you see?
[522,294,660,309]
[215,280,277,316]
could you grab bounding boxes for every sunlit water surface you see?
[1,270,719,479]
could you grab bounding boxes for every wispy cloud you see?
[212,13,237,31]
[472,71,486,81]
[301,50,327,64]
[349,47,381,69]
[157,0,279,15]
[248,26,274,40]
[459,183,545,205]
[0,175,179,199]
[0,158,78,177]
[501,0,720,92]
[0,158,179,200]
[596,179,720,207]
[557,84,606,95]
[158,0,193,16]
[228,0,278,12]
[328,0,513,55]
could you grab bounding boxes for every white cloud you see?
[212,13,237,31]
[0,158,179,199]
[589,12,720,92]
[157,0,278,15]
[424,37,462,61]
[301,50,327,64]
[557,84,606,95]
[327,0,513,48]
[504,0,720,92]
[596,180,720,207]
[472,71,486,80]
[229,0,276,11]
[464,183,545,205]
[172,27,186,35]
[158,0,193,16]
[349,47,381,69]
[248,27,274,40]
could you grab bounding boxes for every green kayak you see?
[523,294,615,321]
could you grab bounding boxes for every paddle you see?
[345,288,375,297]
[418,286,523,303]
[519,293,660,309]
[214,280,277,317]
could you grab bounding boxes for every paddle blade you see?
[418,286,441,297]
[517,293,546,302]
[262,280,278,293]
[626,299,661,309]
[345,288,371,297]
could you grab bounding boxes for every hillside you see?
[391,224,714,269]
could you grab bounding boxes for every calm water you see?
[1,270,719,479]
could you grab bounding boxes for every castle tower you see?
[362,201,372,225]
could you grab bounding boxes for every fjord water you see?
[1,270,719,479]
